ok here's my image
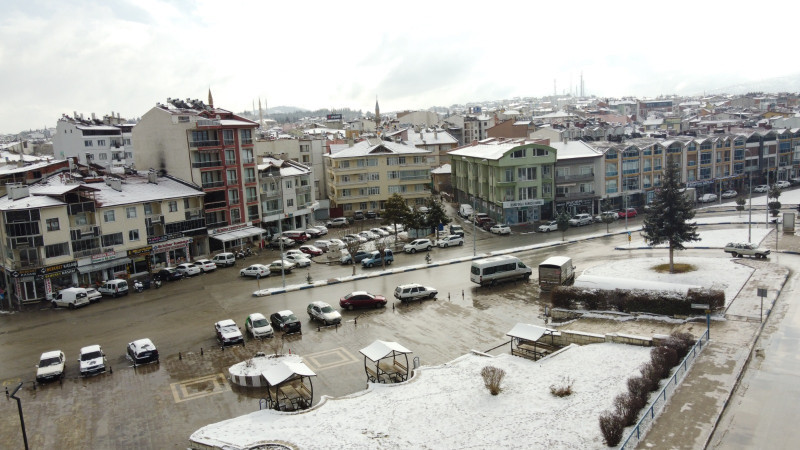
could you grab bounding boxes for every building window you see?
[387,171,399,179]
[368,173,380,181]
[45,242,69,258]
[225,149,236,165]
[505,169,514,182]
[244,168,256,184]
[367,158,378,166]
[230,208,242,224]
[368,187,380,195]
[302,155,310,163]
[605,179,618,194]
[343,204,352,211]
[246,187,257,203]
[242,148,254,164]
[126,207,137,219]
[286,198,294,207]
[46,218,60,231]
[84,140,93,147]
[510,149,525,158]
[517,167,537,181]
[223,129,235,146]
[227,169,238,184]
[518,187,537,199]
[168,201,178,212]
[229,189,240,204]
[103,210,116,223]
[99,153,108,160]
[129,229,140,241]
[144,203,152,215]
[542,165,551,176]
[102,232,124,246]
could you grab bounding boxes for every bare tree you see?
[344,238,363,276]
[267,335,285,356]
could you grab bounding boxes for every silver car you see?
[307,301,342,325]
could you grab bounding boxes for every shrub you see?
[549,376,574,397]
[627,376,649,402]
[614,392,642,426]
[481,366,506,395]
[599,411,625,446]
[664,332,695,359]
[639,362,661,392]
[651,347,678,379]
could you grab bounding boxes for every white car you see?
[176,263,202,277]
[490,224,511,235]
[326,217,348,228]
[245,313,274,338]
[775,180,791,189]
[328,238,346,249]
[568,214,593,227]
[78,345,106,377]
[311,225,328,235]
[370,228,390,237]
[85,287,102,303]
[382,224,404,233]
[404,239,433,253]
[359,231,379,241]
[194,259,217,273]
[283,253,312,268]
[438,235,464,248]
[344,234,368,244]
[721,190,738,199]
[307,301,342,325]
[698,193,718,203]
[269,260,296,273]
[284,249,306,259]
[36,350,66,383]
[239,264,270,278]
[394,283,438,302]
[538,221,559,232]
[754,184,769,193]
[215,319,244,346]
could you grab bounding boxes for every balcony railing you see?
[261,189,281,197]
[202,180,225,189]
[296,185,312,193]
[555,172,594,183]
[72,246,115,259]
[555,190,596,199]
[263,208,284,216]
[337,179,368,185]
[192,160,223,168]
[241,138,253,145]
[197,119,221,127]
[189,140,220,148]
[204,201,227,210]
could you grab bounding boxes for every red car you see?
[617,208,638,218]
[339,291,387,310]
[299,245,323,257]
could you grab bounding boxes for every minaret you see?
[258,98,264,130]
[375,96,381,129]
[208,88,214,109]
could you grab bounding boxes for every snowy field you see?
[190,344,651,449]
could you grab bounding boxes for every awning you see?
[77,257,132,274]
[359,340,412,362]
[262,361,316,386]
[506,323,559,341]
[209,226,266,243]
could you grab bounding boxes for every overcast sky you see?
[2,0,799,134]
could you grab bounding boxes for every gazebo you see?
[359,340,412,384]
[507,323,560,361]
[263,360,316,411]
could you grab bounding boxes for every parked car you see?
[270,236,296,249]
[211,252,236,267]
[341,250,371,265]
[538,221,559,232]
[353,210,365,220]
[474,213,491,225]
[359,230,379,241]
[698,193,718,203]
[490,223,511,235]
[314,240,332,252]
[775,180,791,189]
[52,287,90,309]
[327,238,346,249]
[299,244,323,257]
[270,310,301,334]
[176,263,202,277]
[283,254,312,268]
[438,234,464,248]
[84,287,102,303]
[98,279,129,297]
[724,242,771,258]
[78,345,106,376]
[240,264,270,278]
[307,301,342,325]
[284,249,305,258]
[382,224,404,233]
[153,267,183,282]
[481,219,497,231]
[404,239,433,253]
[339,291,387,310]
[215,319,244,346]
[344,233,368,244]
[618,208,638,218]
[449,224,464,237]
[568,213,593,226]
[365,210,378,219]
[361,249,394,268]
[245,313,274,338]
[126,338,159,365]
[283,230,310,242]
[269,260,296,273]
[721,190,738,199]
[194,259,217,272]
[326,217,348,228]
[36,350,66,383]
[370,227,390,237]
[310,225,328,235]
[754,184,769,193]
[394,283,437,302]
[304,228,323,238]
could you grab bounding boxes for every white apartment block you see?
[258,157,318,234]
[52,112,133,168]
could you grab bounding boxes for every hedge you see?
[551,286,724,316]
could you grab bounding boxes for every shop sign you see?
[147,232,184,245]
[152,237,193,252]
[502,199,544,209]
[127,246,153,258]
[208,223,249,236]
[10,268,37,278]
[92,250,117,263]
[39,261,78,279]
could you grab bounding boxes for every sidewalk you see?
[637,231,797,449]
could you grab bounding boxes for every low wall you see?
[544,329,653,348]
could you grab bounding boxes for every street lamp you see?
[269,173,285,288]
[9,382,29,450]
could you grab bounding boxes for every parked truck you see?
[538,256,576,291]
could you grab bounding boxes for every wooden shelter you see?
[359,340,412,384]
[507,323,560,361]
[263,361,316,411]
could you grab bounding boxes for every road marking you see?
[303,347,360,371]
[170,373,229,403]
[2,378,22,387]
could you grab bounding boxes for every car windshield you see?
[81,351,102,360]
[253,318,268,327]
[41,356,61,366]
[285,314,298,322]
[321,305,335,313]
[221,324,238,333]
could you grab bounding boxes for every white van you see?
[459,204,474,219]
[212,252,236,267]
[98,279,129,297]
[52,287,90,309]
[470,255,532,286]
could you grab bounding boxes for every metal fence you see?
[619,328,710,449]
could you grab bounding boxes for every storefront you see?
[77,252,131,287]
[127,246,153,277]
[5,261,80,303]
[555,198,595,216]
[502,199,544,225]
[150,235,193,269]
[209,223,266,252]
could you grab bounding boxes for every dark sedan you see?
[270,310,301,334]
[153,267,183,281]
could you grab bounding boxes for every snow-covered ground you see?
[190,344,652,449]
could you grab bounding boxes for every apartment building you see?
[257,157,317,234]
[52,112,134,168]
[133,98,265,251]
[450,139,557,224]
[550,140,604,216]
[385,128,459,167]
[325,139,432,216]
[0,171,205,305]
[254,137,327,201]
[463,114,495,143]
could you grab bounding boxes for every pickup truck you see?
[723,242,770,259]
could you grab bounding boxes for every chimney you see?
[348,138,354,147]
[7,184,30,200]
[147,170,158,184]
[434,129,438,138]
[73,111,78,119]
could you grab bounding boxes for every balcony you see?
[497,179,515,185]
[555,190,596,199]
[204,200,227,210]
[296,185,312,193]
[197,119,221,127]
[555,172,594,183]
[336,179,368,186]
[338,194,368,200]
[202,180,225,189]
[73,246,115,260]
[192,160,223,168]
[189,140,221,148]
[241,138,253,145]
[261,188,281,198]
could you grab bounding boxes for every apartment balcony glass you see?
[189,139,220,148]
[192,160,223,168]
[202,180,225,189]
[555,172,594,183]
[606,170,618,176]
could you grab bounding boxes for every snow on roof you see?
[190,344,651,449]
[326,140,430,159]
[540,256,573,267]
[0,194,65,210]
[219,119,255,127]
[359,340,412,361]
[405,130,458,146]
[262,361,316,386]
[0,159,63,176]
[506,323,556,341]
[431,164,451,174]
[547,140,602,160]
[36,172,203,207]
[449,142,536,160]
[75,125,120,132]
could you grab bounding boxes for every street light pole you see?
[472,193,477,256]
[279,178,286,289]
[9,382,28,450]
